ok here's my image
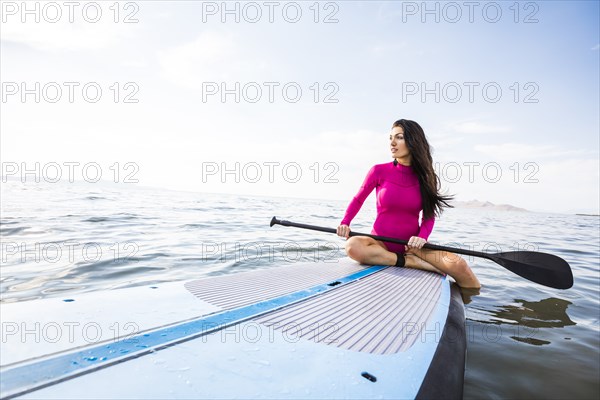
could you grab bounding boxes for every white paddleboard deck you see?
[1,258,465,399]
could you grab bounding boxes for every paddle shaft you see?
[271,217,495,260]
[270,217,574,289]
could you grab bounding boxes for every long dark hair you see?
[392,119,453,219]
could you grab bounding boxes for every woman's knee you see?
[344,237,362,260]
[451,255,470,274]
[344,237,372,262]
[450,255,480,288]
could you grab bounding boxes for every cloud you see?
[592,44,600,51]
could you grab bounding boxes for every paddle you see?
[270,217,574,290]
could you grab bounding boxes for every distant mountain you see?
[451,200,528,212]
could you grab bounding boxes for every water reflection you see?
[495,298,576,328]
[472,297,576,346]
[460,287,481,305]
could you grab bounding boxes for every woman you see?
[337,119,481,288]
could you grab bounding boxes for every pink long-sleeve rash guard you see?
[340,161,435,254]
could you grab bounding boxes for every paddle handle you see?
[270,217,495,260]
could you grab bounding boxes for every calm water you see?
[1,180,599,399]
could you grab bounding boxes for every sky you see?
[1,0,599,214]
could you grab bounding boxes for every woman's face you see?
[390,126,410,162]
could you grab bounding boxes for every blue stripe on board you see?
[0,265,386,399]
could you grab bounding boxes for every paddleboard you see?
[0,258,465,399]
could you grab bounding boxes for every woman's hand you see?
[337,224,351,239]
[406,236,427,251]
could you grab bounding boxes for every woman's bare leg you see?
[345,237,443,273]
[344,236,480,288]
[405,248,481,289]
[344,236,397,266]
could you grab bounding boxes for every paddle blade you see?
[493,251,574,289]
